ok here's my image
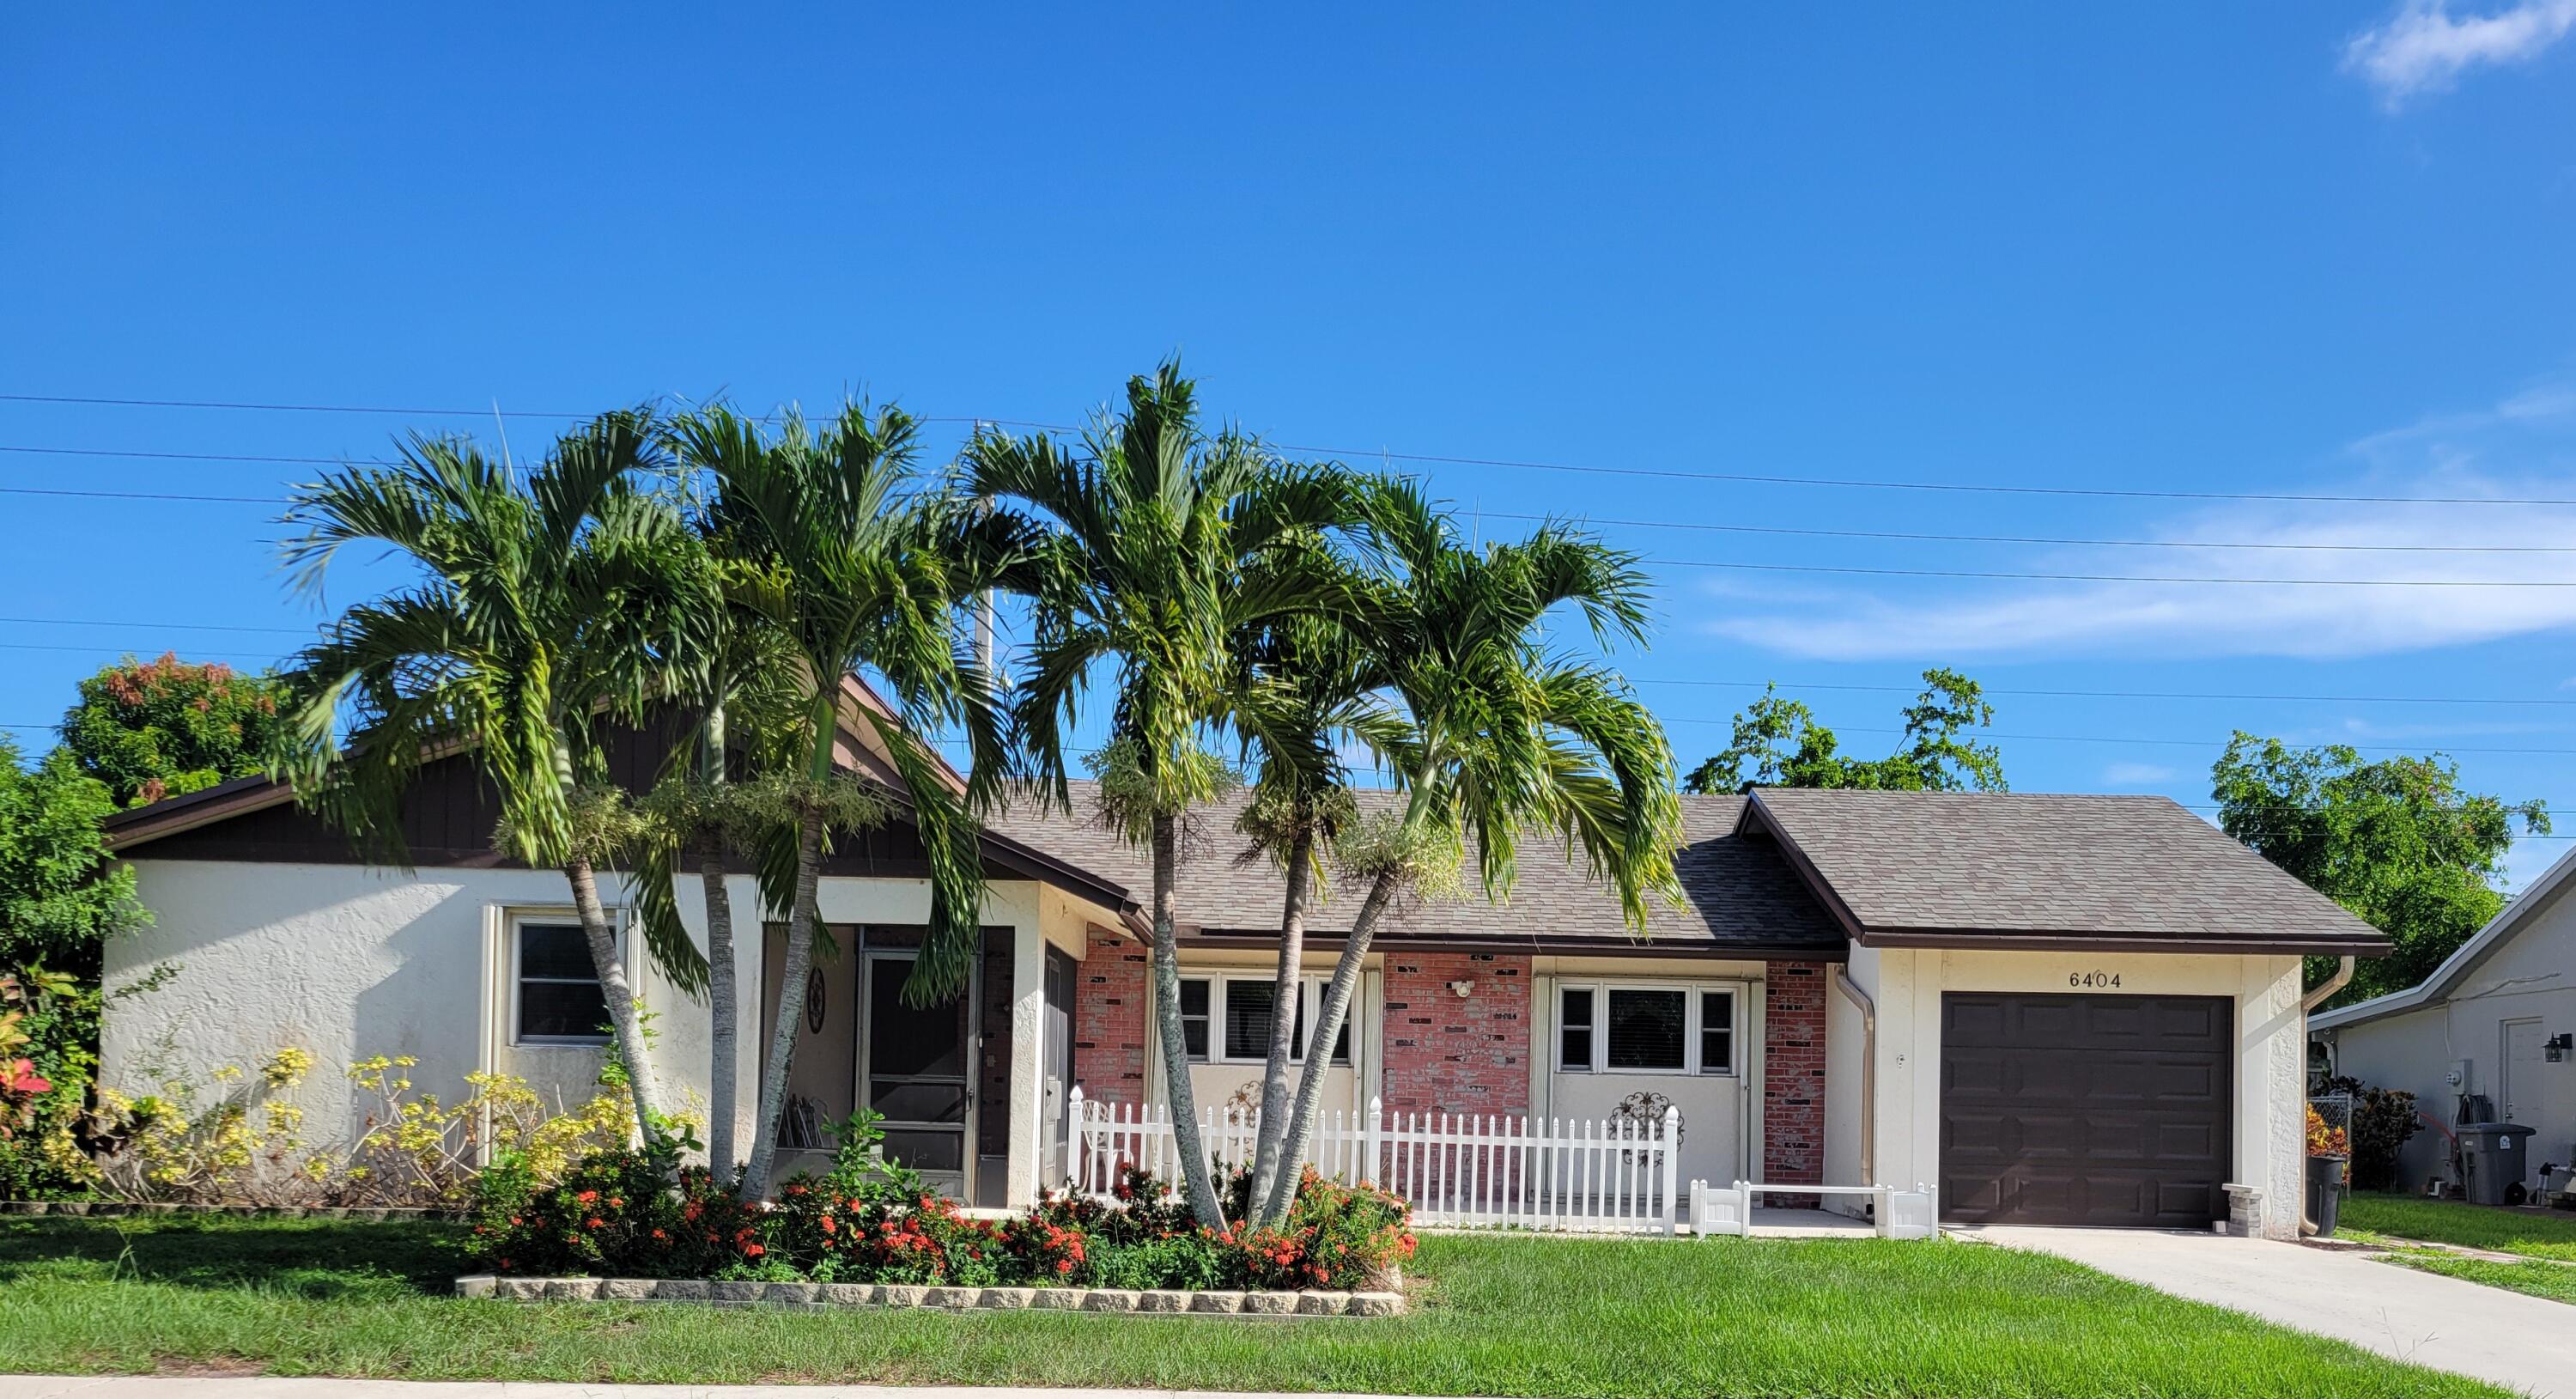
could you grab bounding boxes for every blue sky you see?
[7,3,2576,882]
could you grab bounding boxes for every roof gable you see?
[1742,787,2390,956]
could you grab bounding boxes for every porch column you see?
[1005,918,1047,1206]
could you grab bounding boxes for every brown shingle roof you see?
[1743,787,2390,954]
[985,781,1845,957]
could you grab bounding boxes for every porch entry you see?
[757,923,1016,1201]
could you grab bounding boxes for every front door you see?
[861,951,972,1199]
[1042,947,1076,1186]
[2503,1019,2546,1124]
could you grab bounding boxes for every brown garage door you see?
[1941,993,2232,1229]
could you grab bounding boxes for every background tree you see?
[971,362,1368,1231]
[1262,484,1682,1226]
[2212,733,2548,1004]
[274,410,709,1147]
[62,654,290,807]
[1681,667,2004,794]
[670,401,1018,1201]
[0,736,149,1195]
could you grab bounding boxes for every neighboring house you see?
[2311,847,2576,1195]
[99,720,2386,1238]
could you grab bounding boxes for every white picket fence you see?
[1066,1087,1684,1234]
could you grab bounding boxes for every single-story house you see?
[2312,845,2576,1195]
[99,703,2386,1238]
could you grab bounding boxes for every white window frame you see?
[1175,973,1354,1067]
[508,911,625,1048]
[1554,981,1739,1078]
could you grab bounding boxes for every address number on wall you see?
[2068,970,2123,989]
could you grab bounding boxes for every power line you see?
[1647,557,2576,588]
[0,616,312,636]
[1629,677,2576,707]
[8,390,2574,507]
[1481,510,2576,555]
[1664,716,2576,757]
[0,484,280,504]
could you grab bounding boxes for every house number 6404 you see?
[2069,970,2122,988]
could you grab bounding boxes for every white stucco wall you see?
[106,858,1095,1205]
[1854,946,2308,1238]
[2324,893,2576,1189]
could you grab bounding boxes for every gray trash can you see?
[2458,1122,2537,1205]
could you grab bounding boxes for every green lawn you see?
[2340,1193,2576,1262]
[2379,1251,2576,1305]
[0,1215,2509,1397]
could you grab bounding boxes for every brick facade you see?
[1071,923,1149,1099]
[1380,952,1531,1116]
[1762,959,1828,1205]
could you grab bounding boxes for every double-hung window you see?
[1175,975,1352,1066]
[1555,982,1736,1076]
[515,918,612,1045]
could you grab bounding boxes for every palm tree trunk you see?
[1258,865,1398,1226]
[743,802,826,1200]
[1245,828,1315,1217]
[1151,811,1229,1230]
[701,849,738,1181]
[565,854,669,1144]
[701,701,740,1182]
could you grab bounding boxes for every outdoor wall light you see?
[1447,979,1474,998]
[2548,1033,2571,1063]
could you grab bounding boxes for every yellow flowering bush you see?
[88,1048,641,1207]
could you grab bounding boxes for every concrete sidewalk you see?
[1974,1226,2573,1398]
[5,1383,1417,1399]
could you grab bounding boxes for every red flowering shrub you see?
[467,1151,757,1278]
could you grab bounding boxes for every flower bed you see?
[465,1115,1414,1302]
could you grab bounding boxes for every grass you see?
[0,1215,2512,1397]
[2377,1251,2576,1305]
[2339,1193,2576,1262]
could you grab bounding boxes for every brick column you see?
[1072,923,1148,1104]
[1381,952,1531,1116]
[1763,959,1827,1207]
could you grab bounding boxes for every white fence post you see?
[1662,1105,1682,1234]
[1066,1085,1085,1192]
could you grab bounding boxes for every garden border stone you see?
[1,1200,466,1221]
[457,1274,1405,1316]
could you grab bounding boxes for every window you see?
[1606,988,1687,1070]
[516,921,610,1043]
[1558,988,1595,1071]
[1557,982,1738,1076]
[1699,989,1735,1075]
[1182,975,1351,1065]
[1223,980,1277,1061]
[1178,978,1212,1061]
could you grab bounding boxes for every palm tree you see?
[666,402,1020,1201]
[1224,611,1401,1218]
[1254,484,1684,1226]
[630,566,805,1183]
[967,363,1370,1230]
[273,410,711,1147]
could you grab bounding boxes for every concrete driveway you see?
[1975,1226,2576,1398]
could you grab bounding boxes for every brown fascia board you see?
[1856,927,2393,957]
[1735,793,1870,945]
[103,774,297,850]
[1188,926,1850,961]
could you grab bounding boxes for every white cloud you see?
[2344,0,2576,107]
[2103,762,2178,785]
[1704,380,2576,663]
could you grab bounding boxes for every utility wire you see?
[1628,677,2576,707]
[8,390,2575,507]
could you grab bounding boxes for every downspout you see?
[1832,967,1876,1189]
[2296,956,2357,1237]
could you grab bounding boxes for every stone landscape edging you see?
[2,1200,464,1220]
[456,1274,1405,1316]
